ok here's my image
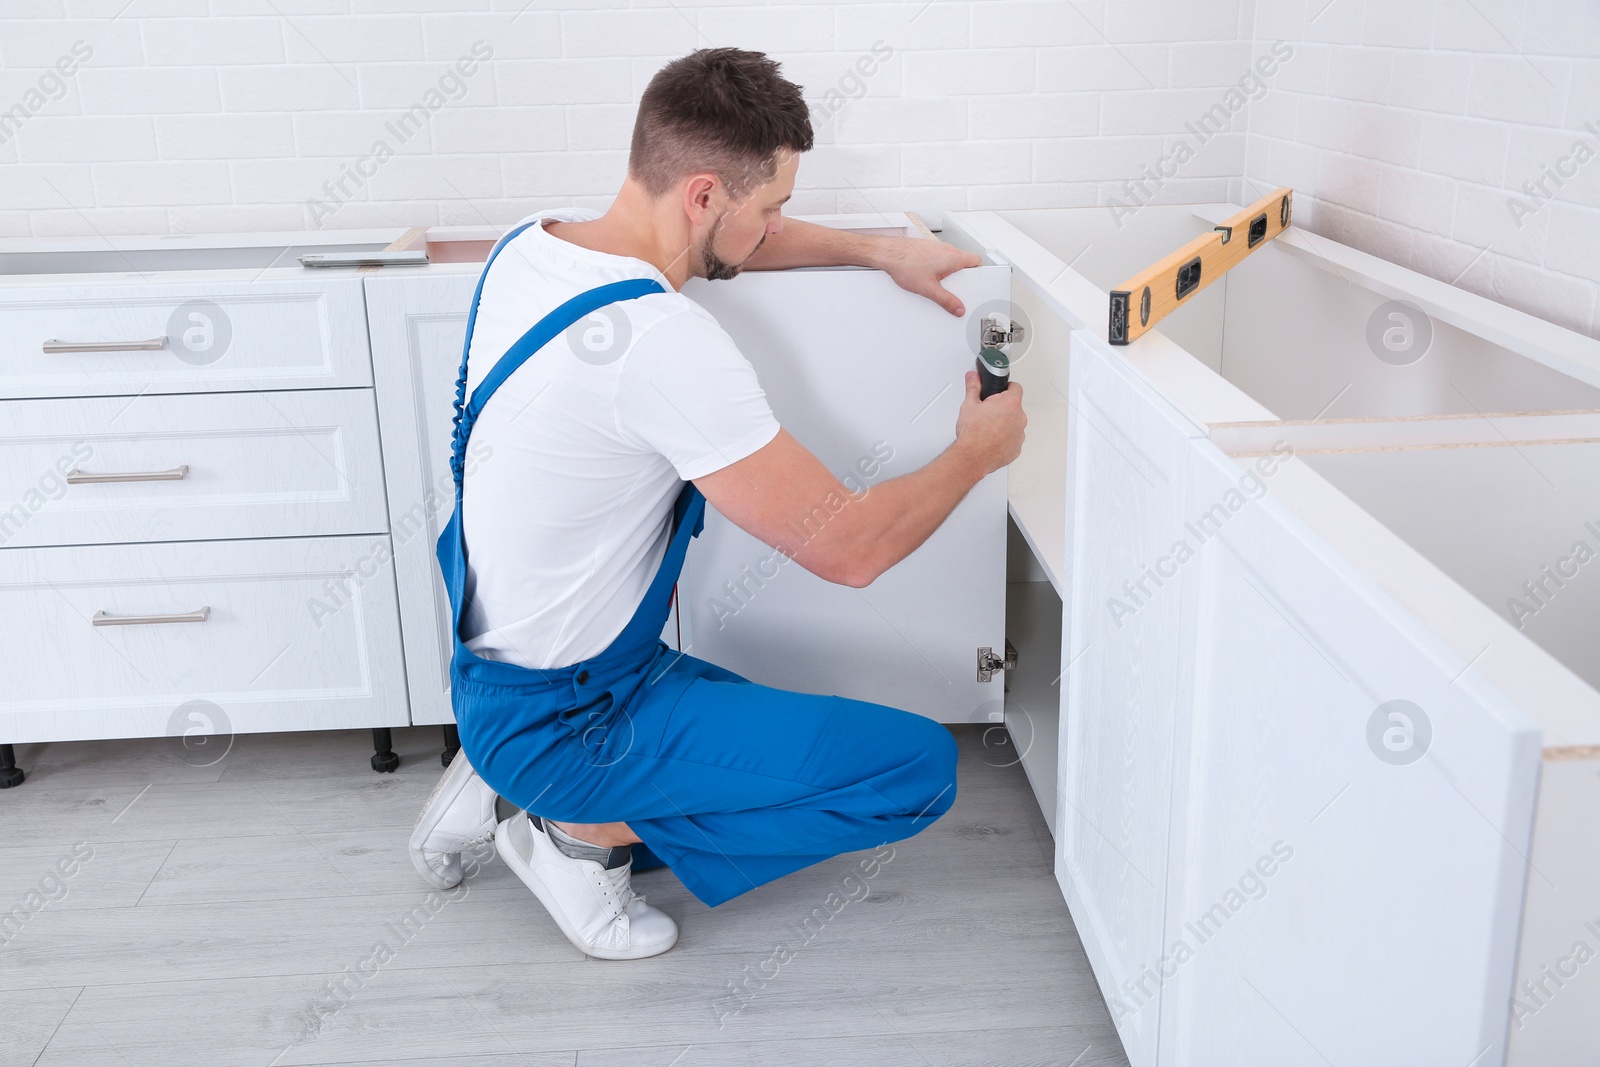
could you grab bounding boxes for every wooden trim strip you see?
[1227,438,1600,457]
[358,226,431,273]
[904,211,938,240]
[1544,745,1600,761]
[1211,408,1600,429]
[1213,409,1600,457]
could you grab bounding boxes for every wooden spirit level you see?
[1108,187,1293,345]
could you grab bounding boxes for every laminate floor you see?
[0,725,1128,1067]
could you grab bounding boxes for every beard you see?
[697,213,765,281]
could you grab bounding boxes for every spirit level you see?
[1109,188,1293,345]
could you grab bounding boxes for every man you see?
[411,47,1026,960]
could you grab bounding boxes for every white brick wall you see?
[0,0,1254,234]
[1244,0,1600,337]
[0,0,1594,337]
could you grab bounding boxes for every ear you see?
[682,174,721,228]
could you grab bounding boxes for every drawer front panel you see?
[0,389,388,548]
[0,276,372,398]
[0,535,408,744]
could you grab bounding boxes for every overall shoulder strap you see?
[447,219,538,485]
[445,225,665,485]
[463,278,665,432]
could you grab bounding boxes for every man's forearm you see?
[826,440,988,587]
[741,217,891,272]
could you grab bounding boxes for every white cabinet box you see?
[0,216,1010,776]
[0,230,411,775]
[941,204,1600,1067]
[364,214,1011,727]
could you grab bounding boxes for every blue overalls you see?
[438,222,958,907]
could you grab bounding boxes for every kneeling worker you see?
[410,46,1026,959]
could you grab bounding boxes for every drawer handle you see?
[66,464,190,485]
[92,607,211,627]
[42,336,169,354]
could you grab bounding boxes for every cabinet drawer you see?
[0,389,388,549]
[0,535,408,744]
[0,276,372,399]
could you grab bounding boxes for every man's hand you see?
[876,236,982,316]
[739,220,981,315]
[954,370,1026,476]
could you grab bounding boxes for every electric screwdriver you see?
[976,346,1010,400]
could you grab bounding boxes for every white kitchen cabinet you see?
[365,214,1011,727]
[941,204,1600,1067]
[0,215,1011,778]
[0,229,413,780]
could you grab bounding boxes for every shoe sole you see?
[494,816,678,961]
[408,750,492,890]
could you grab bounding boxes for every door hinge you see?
[977,640,1018,682]
[980,314,1026,349]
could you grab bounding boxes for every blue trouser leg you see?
[462,650,959,908]
[626,654,959,906]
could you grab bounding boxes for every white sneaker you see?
[408,750,499,890]
[494,811,679,960]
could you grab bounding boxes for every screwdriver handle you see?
[976,348,1010,400]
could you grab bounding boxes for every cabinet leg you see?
[0,744,23,789]
[370,728,400,774]
[442,724,460,768]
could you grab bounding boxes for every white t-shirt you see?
[458,208,781,669]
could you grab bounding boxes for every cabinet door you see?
[1066,335,1540,1067]
[678,266,1011,723]
[364,272,477,727]
[1057,332,1199,1067]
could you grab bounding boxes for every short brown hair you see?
[629,48,814,200]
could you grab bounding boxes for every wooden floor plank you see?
[0,985,84,1067]
[0,841,174,913]
[24,941,1117,1067]
[2,725,1128,1067]
[576,1026,1130,1067]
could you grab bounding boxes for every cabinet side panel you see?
[1507,757,1600,1066]
[1160,442,1539,1066]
